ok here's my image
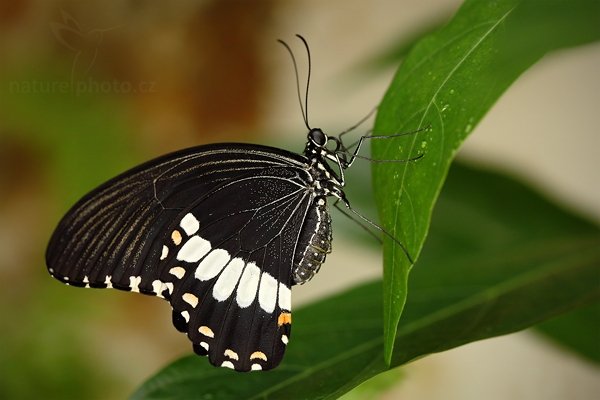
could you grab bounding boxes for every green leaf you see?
[372,0,600,363]
[535,303,600,364]
[390,163,600,366]
[132,162,600,399]
[338,368,404,400]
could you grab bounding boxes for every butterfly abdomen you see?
[292,197,332,285]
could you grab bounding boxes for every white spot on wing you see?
[164,282,174,295]
[129,276,141,292]
[169,266,186,279]
[200,342,209,351]
[281,335,289,345]
[151,280,164,297]
[195,249,230,281]
[180,213,200,235]
[212,258,244,301]
[251,363,262,371]
[160,245,169,260]
[182,292,199,308]
[105,275,113,289]
[258,272,278,313]
[221,361,235,369]
[177,236,211,263]
[181,310,190,322]
[224,349,239,361]
[155,281,173,296]
[278,283,291,311]
[236,262,260,308]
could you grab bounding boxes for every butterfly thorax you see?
[303,128,346,193]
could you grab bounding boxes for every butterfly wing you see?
[46,143,312,371]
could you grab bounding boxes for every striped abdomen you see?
[292,198,332,285]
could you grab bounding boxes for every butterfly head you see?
[306,128,343,160]
[308,128,326,146]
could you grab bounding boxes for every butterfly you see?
[46,35,419,372]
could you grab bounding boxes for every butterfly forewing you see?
[46,143,312,371]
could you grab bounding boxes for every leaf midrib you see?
[397,243,599,340]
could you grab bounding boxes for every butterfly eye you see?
[309,129,327,146]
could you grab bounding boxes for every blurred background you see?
[0,0,598,399]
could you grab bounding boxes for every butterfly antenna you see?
[344,201,414,264]
[278,38,310,130]
[338,106,378,141]
[295,34,312,130]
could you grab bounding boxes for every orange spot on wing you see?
[278,312,291,326]
[171,230,182,245]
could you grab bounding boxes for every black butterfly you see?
[46,35,418,372]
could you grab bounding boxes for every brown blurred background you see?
[0,0,598,399]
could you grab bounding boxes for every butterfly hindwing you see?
[158,181,310,370]
[46,143,312,371]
